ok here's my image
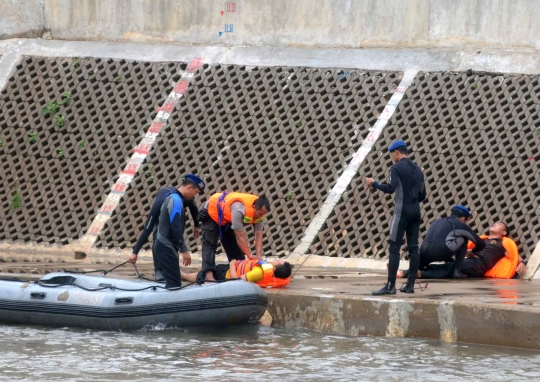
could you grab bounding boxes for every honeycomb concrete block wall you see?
[0,57,538,260]
[0,56,187,245]
[312,71,540,260]
[0,56,400,256]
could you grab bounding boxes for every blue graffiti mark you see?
[225,24,234,33]
[219,31,223,37]
[338,71,350,80]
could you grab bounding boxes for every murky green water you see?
[0,324,538,381]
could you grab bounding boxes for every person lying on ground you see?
[180,258,292,287]
[414,205,486,279]
[398,222,523,279]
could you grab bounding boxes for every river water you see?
[0,324,538,381]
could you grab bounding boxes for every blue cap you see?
[451,205,471,218]
[183,174,205,190]
[388,140,407,152]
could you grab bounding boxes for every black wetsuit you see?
[153,192,188,288]
[372,157,426,285]
[419,216,486,273]
[420,238,506,279]
[132,186,198,283]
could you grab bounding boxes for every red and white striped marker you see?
[75,58,203,256]
[293,70,418,255]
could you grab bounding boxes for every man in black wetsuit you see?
[127,175,205,286]
[416,222,510,279]
[364,140,426,294]
[415,205,485,278]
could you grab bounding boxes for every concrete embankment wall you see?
[2,0,540,51]
[267,293,540,350]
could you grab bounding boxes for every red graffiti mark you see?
[365,130,380,143]
[88,226,101,235]
[134,143,152,155]
[395,86,408,93]
[148,122,163,134]
[186,57,203,73]
[157,102,174,114]
[220,10,225,16]
[121,163,139,176]
[112,183,127,193]
[526,156,537,161]
[226,1,236,12]
[100,205,114,214]
[174,81,189,94]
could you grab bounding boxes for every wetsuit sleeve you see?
[132,188,168,255]
[373,166,399,194]
[168,194,187,253]
[468,228,486,253]
[418,176,427,203]
[185,199,200,228]
[455,222,486,253]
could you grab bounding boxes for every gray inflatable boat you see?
[0,273,268,331]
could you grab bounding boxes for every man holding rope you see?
[364,140,426,294]
[128,174,205,288]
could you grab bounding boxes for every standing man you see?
[364,140,426,294]
[198,192,270,282]
[127,175,205,287]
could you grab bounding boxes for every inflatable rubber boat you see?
[0,272,268,331]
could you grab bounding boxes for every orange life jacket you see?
[230,260,291,288]
[207,192,264,226]
[467,235,519,279]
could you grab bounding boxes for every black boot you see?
[452,269,467,279]
[372,282,396,295]
[400,281,415,293]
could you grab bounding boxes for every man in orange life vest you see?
[404,222,523,279]
[198,192,271,282]
[180,258,292,285]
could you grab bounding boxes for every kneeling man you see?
[410,222,514,279]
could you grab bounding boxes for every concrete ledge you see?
[3,0,540,50]
[267,290,540,350]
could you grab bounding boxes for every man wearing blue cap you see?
[398,205,486,279]
[410,222,510,279]
[364,140,426,294]
[128,174,205,288]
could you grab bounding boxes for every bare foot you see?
[396,269,405,278]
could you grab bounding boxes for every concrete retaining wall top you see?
[1,0,540,50]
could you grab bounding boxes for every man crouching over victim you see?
[399,222,526,279]
[181,258,292,286]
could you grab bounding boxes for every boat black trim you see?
[0,294,268,319]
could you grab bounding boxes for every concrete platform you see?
[266,267,540,350]
[1,256,539,350]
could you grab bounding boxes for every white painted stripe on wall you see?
[74,58,203,254]
[293,70,418,255]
